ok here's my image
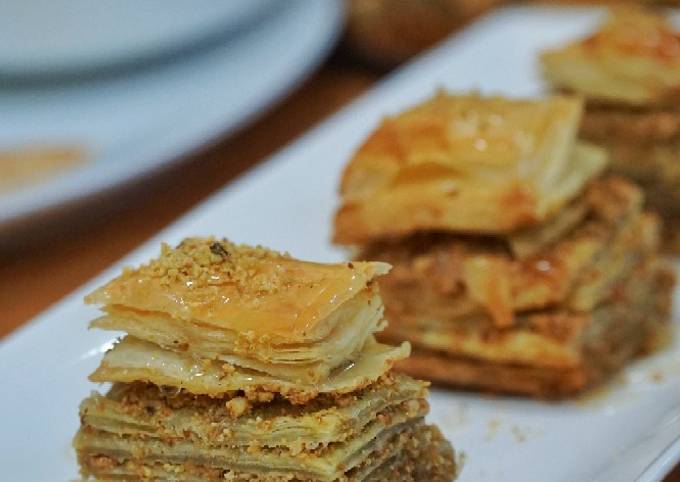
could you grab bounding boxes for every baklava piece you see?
[335,92,606,242]
[74,238,459,481]
[333,92,674,398]
[542,6,680,251]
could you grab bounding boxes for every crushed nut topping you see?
[127,237,292,294]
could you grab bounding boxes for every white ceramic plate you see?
[1,6,679,482]
[0,0,342,227]
[0,0,275,75]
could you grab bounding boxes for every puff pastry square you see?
[74,238,459,481]
[542,7,680,251]
[333,92,607,244]
[85,237,393,387]
[541,7,680,106]
[332,91,674,397]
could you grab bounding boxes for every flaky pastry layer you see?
[80,373,427,452]
[75,423,456,482]
[75,415,427,481]
[333,92,607,242]
[384,261,674,397]
[541,7,680,106]
[91,286,385,384]
[90,336,410,404]
[86,237,390,343]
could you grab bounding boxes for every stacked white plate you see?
[0,0,343,226]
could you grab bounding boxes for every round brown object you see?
[343,0,505,69]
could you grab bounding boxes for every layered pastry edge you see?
[75,237,459,481]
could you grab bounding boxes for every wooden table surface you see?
[1,50,679,481]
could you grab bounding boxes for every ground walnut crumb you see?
[251,391,275,403]
[131,237,291,294]
[225,396,251,419]
[88,455,116,470]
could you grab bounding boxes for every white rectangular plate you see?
[1,6,679,481]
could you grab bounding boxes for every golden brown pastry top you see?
[541,7,680,105]
[85,237,390,341]
[334,92,606,244]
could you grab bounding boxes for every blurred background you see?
[0,0,678,349]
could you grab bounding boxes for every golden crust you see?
[333,92,607,243]
[85,237,390,342]
[541,7,680,106]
